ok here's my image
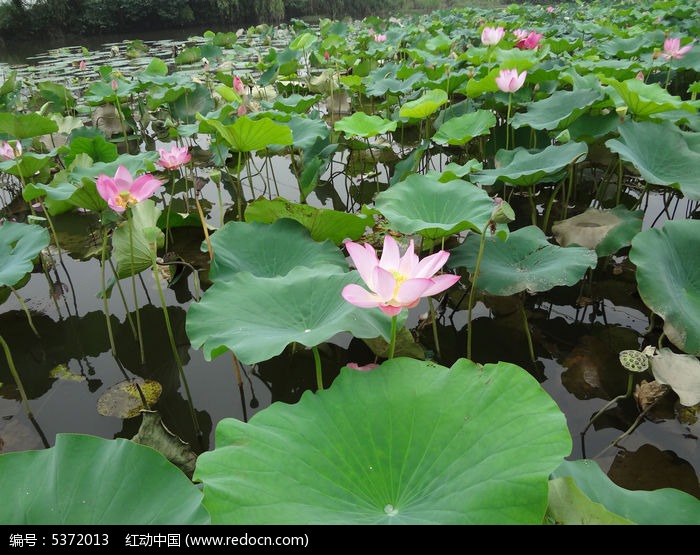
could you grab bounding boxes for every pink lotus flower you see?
[233,75,246,96]
[341,235,460,317]
[547,6,554,13]
[346,362,379,372]
[157,145,191,170]
[79,60,86,71]
[373,33,387,43]
[495,68,527,93]
[481,26,505,46]
[512,29,528,41]
[96,165,162,213]
[516,31,543,50]
[0,140,21,159]
[662,37,693,60]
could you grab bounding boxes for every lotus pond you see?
[0,0,699,525]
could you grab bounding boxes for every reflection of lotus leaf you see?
[49,364,86,382]
[96,378,162,418]
[618,350,648,373]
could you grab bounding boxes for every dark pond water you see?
[0,30,698,503]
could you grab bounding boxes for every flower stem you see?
[148,241,202,441]
[99,227,117,356]
[127,211,145,364]
[505,93,512,150]
[10,287,40,338]
[467,222,490,360]
[312,345,323,390]
[388,314,398,359]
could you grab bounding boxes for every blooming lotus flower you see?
[481,26,505,46]
[373,33,387,43]
[516,31,543,50]
[495,68,527,93]
[341,235,460,317]
[157,145,191,170]
[96,165,162,213]
[512,29,528,41]
[546,6,554,13]
[662,38,693,60]
[0,140,21,159]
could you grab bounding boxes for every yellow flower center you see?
[115,190,137,209]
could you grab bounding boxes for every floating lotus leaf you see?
[605,119,700,200]
[511,88,603,131]
[448,225,598,295]
[629,219,700,355]
[551,205,643,256]
[618,350,649,373]
[334,111,398,138]
[0,221,50,288]
[550,459,700,524]
[649,348,700,407]
[432,109,496,145]
[472,142,588,187]
[49,364,86,382]
[96,378,163,418]
[374,172,497,240]
[186,265,395,364]
[546,476,634,524]
[0,433,210,524]
[194,358,571,524]
[244,196,370,245]
[208,218,347,282]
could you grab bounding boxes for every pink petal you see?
[113,165,133,190]
[96,175,119,205]
[421,273,461,297]
[394,277,435,305]
[341,284,382,308]
[130,174,162,201]
[373,266,398,301]
[379,304,404,316]
[345,241,379,288]
[414,250,450,278]
[379,234,401,271]
[398,239,419,275]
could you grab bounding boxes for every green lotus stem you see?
[36,198,63,264]
[10,287,40,338]
[0,334,32,417]
[231,351,242,387]
[505,93,512,150]
[148,242,202,440]
[616,158,623,207]
[312,345,323,391]
[99,227,117,356]
[108,257,137,338]
[236,150,244,221]
[527,185,537,226]
[518,296,536,364]
[113,96,130,153]
[126,211,145,364]
[594,396,659,460]
[428,296,441,361]
[542,179,564,231]
[582,372,634,435]
[164,169,176,252]
[388,314,398,360]
[664,62,672,90]
[194,191,213,262]
[467,221,490,360]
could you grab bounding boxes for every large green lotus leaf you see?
[112,199,164,281]
[0,112,58,139]
[197,114,293,152]
[186,265,394,363]
[334,111,398,138]
[551,459,700,524]
[0,433,210,524]
[0,151,55,179]
[194,358,572,524]
[448,225,598,295]
[546,476,634,524]
[649,348,700,406]
[208,218,347,282]
[629,219,700,355]
[432,109,496,146]
[0,221,50,287]
[244,197,370,245]
[399,88,448,120]
[600,76,696,117]
[472,142,588,187]
[605,119,700,200]
[511,88,603,131]
[551,205,643,257]
[374,173,496,240]
[169,83,215,124]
